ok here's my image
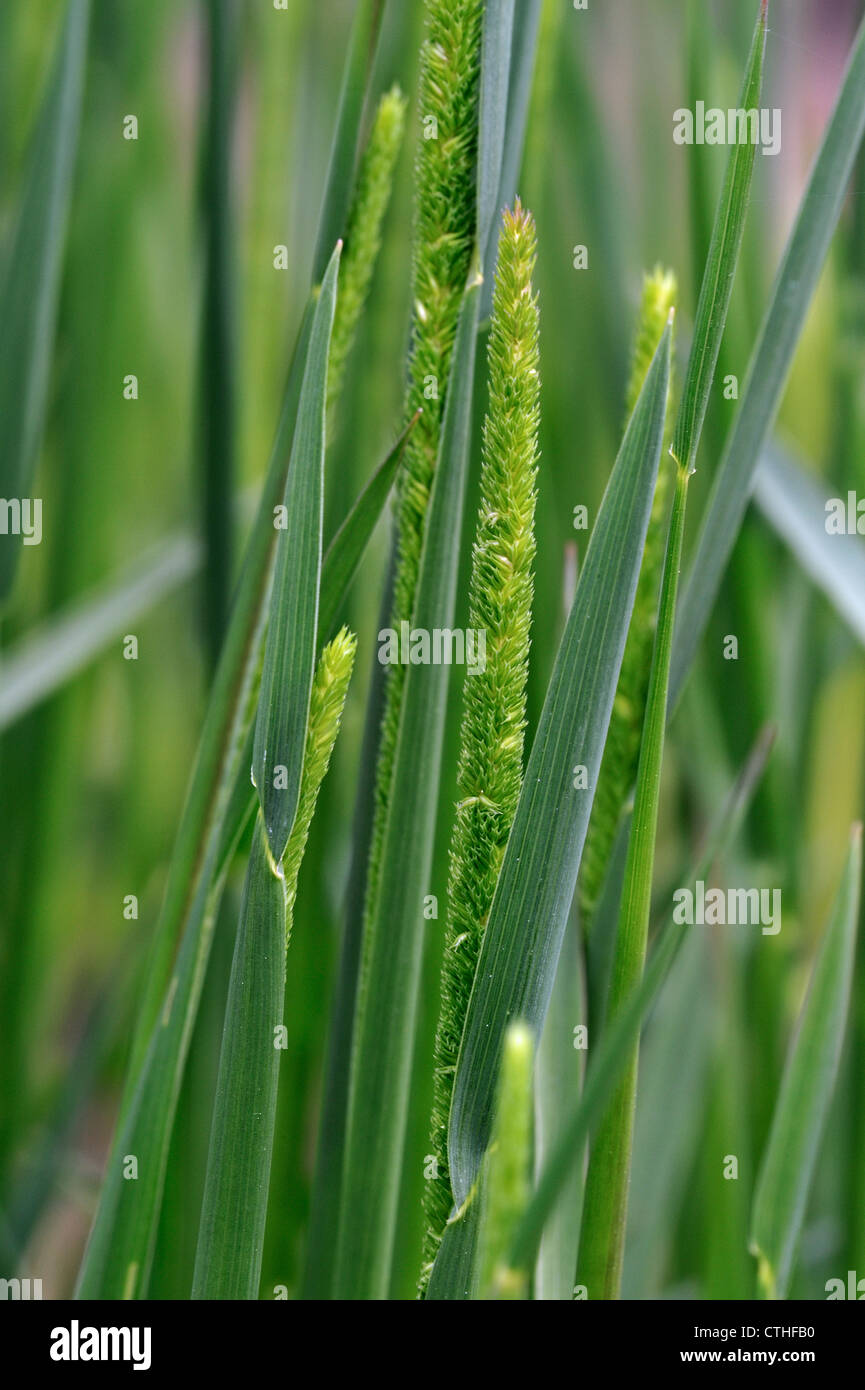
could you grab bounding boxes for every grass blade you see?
[575,8,767,1297]
[0,0,89,601]
[301,554,394,1300]
[334,276,482,1299]
[312,0,385,285]
[76,249,341,1300]
[754,443,865,648]
[317,409,419,642]
[198,0,239,665]
[671,10,865,701]
[579,267,678,939]
[476,0,515,263]
[476,1021,533,1300]
[576,455,689,1300]
[253,244,341,863]
[534,914,584,1300]
[446,319,672,1214]
[0,536,199,732]
[507,727,775,1274]
[750,824,863,1300]
[193,631,356,1299]
[0,413,410,734]
[190,819,284,1299]
[670,1,767,475]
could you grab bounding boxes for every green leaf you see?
[671,10,865,702]
[253,243,341,863]
[312,0,385,285]
[0,535,199,733]
[476,1021,533,1300]
[74,0,392,1299]
[334,277,482,1300]
[479,0,541,320]
[0,0,89,602]
[317,409,419,642]
[193,631,355,1300]
[754,444,865,648]
[670,0,767,474]
[425,1200,482,1301]
[533,916,584,1300]
[507,727,775,1273]
[123,297,316,1094]
[576,458,690,1300]
[190,819,285,1300]
[750,824,863,1300]
[446,319,671,1215]
[198,0,240,664]
[476,0,516,263]
[0,416,410,734]
[302,554,395,1300]
[75,250,342,1301]
[621,926,712,1298]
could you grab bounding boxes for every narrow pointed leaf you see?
[190,819,285,1300]
[476,1021,533,1300]
[0,416,408,734]
[193,630,355,1300]
[446,322,671,1212]
[312,0,385,284]
[507,727,775,1271]
[317,409,419,642]
[76,7,387,1296]
[750,824,862,1300]
[335,278,482,1300]
[754,444,865,647]
[534,916,585,1300]
[476,0,516,263]
[253,242,341,862]
[670,0,767,474]
[0,0,89,600]
[671,11,865,700]
[0,535,199,732]
[577,461,690,1300]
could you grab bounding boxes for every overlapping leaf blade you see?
[334,277,482,1299]
[77,246,341,1300]
[671,11,865,701]
[253,246,340,861]
[508,727,775,1272]
[445,321,671,1213]
[750,824,862,1300]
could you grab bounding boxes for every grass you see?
[2,0,865,1305]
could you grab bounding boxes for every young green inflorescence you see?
[579,267,677,936]
[421,201,540,1284]
[327,86,407,416]
[282,627,357,931]
[363,0,483,936]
